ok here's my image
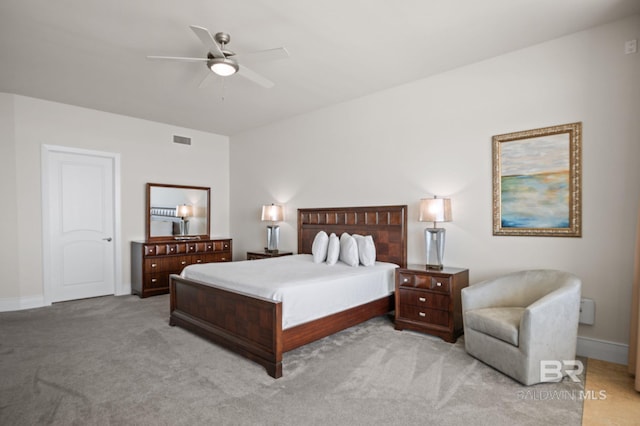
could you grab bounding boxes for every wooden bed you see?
[169,205,407,378]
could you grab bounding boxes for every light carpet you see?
[0,294,584,425]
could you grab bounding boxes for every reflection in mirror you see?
[146,183,210,241]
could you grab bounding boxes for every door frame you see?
[41,144,122,305]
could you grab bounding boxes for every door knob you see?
[102,237,112,242]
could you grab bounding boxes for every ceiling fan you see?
[147,25,289,88]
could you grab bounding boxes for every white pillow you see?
[339,233,359,267]
[326,233,340,265]
[353,234,376,266]
[311,231,329,263]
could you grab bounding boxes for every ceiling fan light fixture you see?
[208,57,239,76]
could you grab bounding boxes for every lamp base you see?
[425,264,444,270]
[264,248,280,254]
[265,225,280,252]
[424,227,446,270]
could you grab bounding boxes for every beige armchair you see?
[461,270,581,385]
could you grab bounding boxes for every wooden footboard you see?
[169,274,393,378]
[169,274,284,378]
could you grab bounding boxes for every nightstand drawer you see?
[397,272,451,293]
[400,306,449,327]
[398,289,449,310]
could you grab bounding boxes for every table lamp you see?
[419,197,452,270]
[176,204,193,236]
[261,204,284,253]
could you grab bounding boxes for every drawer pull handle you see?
[196,259,202,263]
[403,278,409,283]
[151,278,157,283]
[181,261,186,265]
[419,297,426,302]
[436,282,442,287]
[151,264,157,268]
[419,312,426,317]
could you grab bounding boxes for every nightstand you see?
[246,250,293,260]
[394,265,469,343]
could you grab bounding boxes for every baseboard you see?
[0,295,48,312]
[576,336,629,365]
[0,287,132,311]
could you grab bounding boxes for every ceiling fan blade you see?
[147,56,208,62]
[190,25,225,58]
[198,72,216,89]
[237,47,290,64]
[237,65,275,88]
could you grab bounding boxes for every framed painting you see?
[492,122,582,237]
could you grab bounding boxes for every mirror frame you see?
[145,182,211,242]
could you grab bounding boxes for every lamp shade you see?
[261,204,284,222]
[419,198,452,223]
[176,204,193,218]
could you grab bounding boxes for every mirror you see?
[145,183,210,241]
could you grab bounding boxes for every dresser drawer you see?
[399,305,449,327]
[145,257,189,273]
[191,252,231,264]
[163,243,188,255]
[219,240,231,251]
[397,272,451,293]
[144,273,169,289]
[398,289,449,310]
[144,245,158,256]
[209,252,231,262]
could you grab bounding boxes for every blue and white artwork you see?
[500,133,570,229]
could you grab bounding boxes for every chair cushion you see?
[464,307,525,346]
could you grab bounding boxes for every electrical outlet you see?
[579,298,595,325]
[625,39,637,54]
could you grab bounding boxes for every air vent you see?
[173,135,191,145]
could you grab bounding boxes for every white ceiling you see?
[1,0,639,136]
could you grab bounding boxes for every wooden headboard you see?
[298,205,407,268]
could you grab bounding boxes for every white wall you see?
[0,94,19,299]
[0,94,230,307]
[230,16,640,351]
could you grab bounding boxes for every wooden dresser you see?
[394,265,469,343]
[131,238,232,298]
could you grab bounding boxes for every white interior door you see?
[43,147,117,303]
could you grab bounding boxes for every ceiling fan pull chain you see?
[221,77,227,102]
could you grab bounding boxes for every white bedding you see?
[180,254,397,329]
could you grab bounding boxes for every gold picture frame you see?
[492,122,582,237]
